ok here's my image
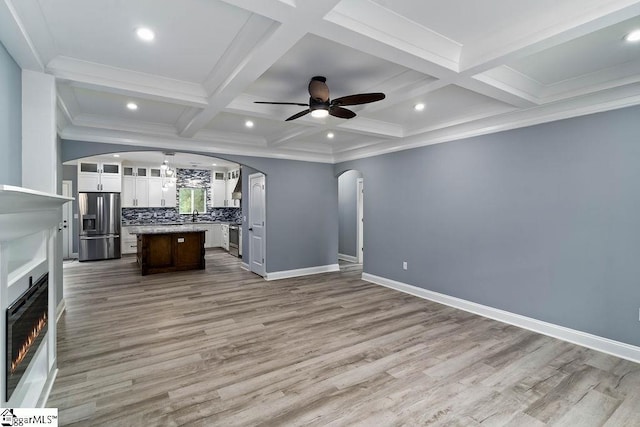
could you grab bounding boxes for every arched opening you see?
[337,170,364,270]
[62,151,247,264]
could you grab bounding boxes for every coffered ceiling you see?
[2,0,640,163]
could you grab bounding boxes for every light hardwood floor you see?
[49,250,640,426]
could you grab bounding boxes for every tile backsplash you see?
[121,167,241,225]
[122,207,241,225]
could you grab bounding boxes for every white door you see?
[249,173,266,277]
[357,178,364,264]
[62,180,73,259]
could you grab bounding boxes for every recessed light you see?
[212,163,217,166]
[414,103,425,111]
[113,154,120,158]
[327,132,334,139]
[136,27,155,42]
[245,120,254,128]
[625,29,640,42]
[311,109,329,118]
[126,102,138,110]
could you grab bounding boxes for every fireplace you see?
[5,273,48,401]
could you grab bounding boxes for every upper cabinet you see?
[214,168,240,208]
[122,163,176,208]
[78,161,121,192]
[211,171,227,207]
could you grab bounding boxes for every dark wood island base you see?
[135,231,205,275]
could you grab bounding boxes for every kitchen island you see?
[128,225,207,275]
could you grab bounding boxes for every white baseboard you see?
[56,298,66,322]
[241,262,250,271]
[266,264,340,281]
[338,253,358,263]
[362,273,640,364]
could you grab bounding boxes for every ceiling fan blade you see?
[254,101,309,106]
[331,93,385,106]
[285,109,311,121]
[329,106,356,119]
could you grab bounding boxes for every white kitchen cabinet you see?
[147,178,163,207]
[204,224,222,248]
[212,170,226,207]
[221,224,229,251]
[122,175,148,207]
[123,164,175,208]
[148,176,176,208]
[121,226,138,254]
[78,161,121,192]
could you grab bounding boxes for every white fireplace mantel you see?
[0,185,73,408]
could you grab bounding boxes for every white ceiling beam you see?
[217,0,297,23]
[202,14,275,95]
[178,0,344,138]
[324,0,461,72]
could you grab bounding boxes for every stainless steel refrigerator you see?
[78,192,121,261]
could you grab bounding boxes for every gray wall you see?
[61,140,339,273]
[337,105,640,348]
[0,41,21,185]
[338,170,362,258]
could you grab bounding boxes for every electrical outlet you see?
[402,261,408,270]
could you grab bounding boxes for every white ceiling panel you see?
[70,86,187,125]
[508,16,640,85]
[206,112,293,139]
[26,0,255,82]
[366,85,514,131]
[244,34,421,102]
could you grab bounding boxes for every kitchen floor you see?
[50,251,640,426]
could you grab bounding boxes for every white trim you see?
[36,367,58,408]
[241,262,250,271]
[56,298,66,322]
[362,273,640,364]
[338,253,358,263]
[265,264,340,281]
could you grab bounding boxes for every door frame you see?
[357,177,364,264]
[248,173,266,277]
[62,180,74,259]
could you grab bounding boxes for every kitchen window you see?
[179,188,206,214]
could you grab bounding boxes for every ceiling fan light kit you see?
[255,76,385,121]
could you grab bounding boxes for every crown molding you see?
[0,0,44,71]
[333,82,640,163]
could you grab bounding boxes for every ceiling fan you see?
[255,76,385,121]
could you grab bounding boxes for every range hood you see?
[231,168,242,200]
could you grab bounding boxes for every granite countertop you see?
[127,224,210,235]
